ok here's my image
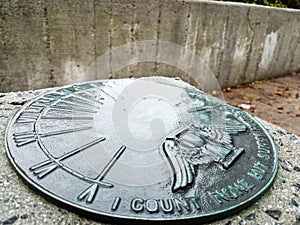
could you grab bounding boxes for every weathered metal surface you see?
[5,77,278,223]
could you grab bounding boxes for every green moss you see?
[220,0,300,9]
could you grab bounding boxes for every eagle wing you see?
[162,128,229,192]
[194,110,248,147]
[163,117,247,192]
[163,142,196,192]
[192,121,247,148]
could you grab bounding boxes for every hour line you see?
[96,145,126,181]
[39,126,92,138]
[30,137,106,179]
[41,116,94,121]
[13,126,92,147]
[78,145,126,204]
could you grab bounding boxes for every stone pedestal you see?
[0,89,299,224]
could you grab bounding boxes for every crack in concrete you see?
[130,2,136,78]
[108,0,113,78]
[154,1,162,76]
[43,5,55,87]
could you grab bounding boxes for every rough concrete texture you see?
[0,88,299,224]
[1,0,300,92]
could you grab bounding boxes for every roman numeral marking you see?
[68,95,104,106]
[77,183,99,204]
[13,126,92,147]
[19,86,106,119]
[59,98,100,111]
[48,93,99,109]
[78,145,126,204]
[31,97,56,108]
[56,87,76,95]
[111,197,122,211]
[55,86,105,106]
[73,83,99,91]
[13,131,36,147]
[50,104,96,113]
[65,96,101,108]
[26,83,105,112]
[29,137,106,179]
[27,105,45,110]
[16,105,43,124]
[16,112,40,124]
[75,91,96,99]
[56,84,97,96]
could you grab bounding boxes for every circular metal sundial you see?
[5,77,278,224]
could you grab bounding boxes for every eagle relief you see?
[5,77,278,223]
[163,88,247,192]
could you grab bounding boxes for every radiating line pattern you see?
[13,126,92,147]
[12,82,126,204]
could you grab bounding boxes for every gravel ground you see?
[0,85,299,225]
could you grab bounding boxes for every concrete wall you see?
[0,0,300,92]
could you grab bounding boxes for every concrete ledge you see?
[0,89,299,224]
[1,0,300,92]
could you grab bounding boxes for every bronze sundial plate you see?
[5,77,278,224]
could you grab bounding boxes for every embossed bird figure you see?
[163,114,247,192]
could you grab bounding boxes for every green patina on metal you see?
[5,77,278,224]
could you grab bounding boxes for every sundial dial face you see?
[5,77,278,223]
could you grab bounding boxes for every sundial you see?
[5,77,278,224]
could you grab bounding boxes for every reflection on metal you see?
[5,77,278,223]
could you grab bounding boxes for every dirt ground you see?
[223,72,300,136]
